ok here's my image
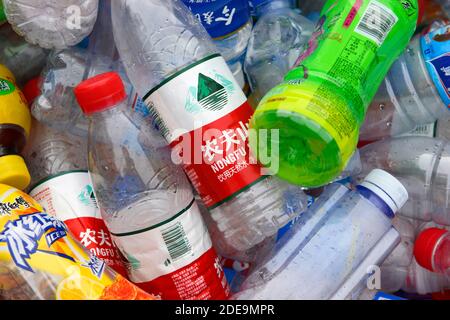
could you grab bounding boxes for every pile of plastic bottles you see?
[0,0,449,301]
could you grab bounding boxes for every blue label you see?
[182,0,251,39]
[373,292,406,300]
[421,25,450,108]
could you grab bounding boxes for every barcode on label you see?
[355,1,398,46]
[162,222,192,261]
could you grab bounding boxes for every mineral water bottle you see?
[250,0,420,187]
[234,169,408,300]
[112,0,308,259]
[415,228,450,278]
[356,136,450,226]
[244,0,314,103]
[24,119,128,277]
[360,24,450,143]
[74,72,229,300]
[0,24,48,86]
[3,0,99,49]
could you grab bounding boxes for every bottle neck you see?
[356,185,395,219]
[88,100,128,122]
[254,0,292,17]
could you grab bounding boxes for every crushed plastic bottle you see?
[3,0,99,49]
[75,72,230,300]
[112,0,308,259]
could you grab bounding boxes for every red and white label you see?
[110,199,229,300]
[29,171,128,277]
[144,54,263,208]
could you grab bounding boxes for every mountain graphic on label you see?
[78,185,98,208]
[197,73,227,111]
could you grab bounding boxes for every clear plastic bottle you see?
[415,227,450,279]
[74,72,229,300]
[3,0,99,49]
[0,24,48,86]
[356,136,450,226]
[359,24,450,143]
[401,258,450,295]
[244,0,314,103]
[112,0,308,259]
[24,119,128,277]
[234,169,408,300]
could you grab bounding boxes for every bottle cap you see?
[360,169,408,214]
[0,155,31,190]
[23,77,41,106]
[414,227,448,272]
[74,72,127,115]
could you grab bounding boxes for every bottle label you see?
[0,184,156,300]
[421,25,450,108]
[144,54,263,208]
[109,198,229,300]
[182,0,251,39]
[399,122,437,137]
[29,171,128,277]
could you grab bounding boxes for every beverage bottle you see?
[296,0,328,22]
[0,24,48,86]
[244,0,314,103]
[0,64,31,190]
[74,72,230,300]
[402,258,450,294]
[359,24,450,144]
[24,118,128,277]
[250,0,421,187]
[0,2,6,25]
[415,227,450,278]
[356,136,450,226]
[181,0,252,67]
[0,183,158,300]
[234,169,408,300]
[112,0,308,258]
[2,0,99,49]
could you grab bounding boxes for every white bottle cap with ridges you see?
[360,169,409,214]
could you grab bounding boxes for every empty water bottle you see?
[234,170,408,299]
[3,0,99,49]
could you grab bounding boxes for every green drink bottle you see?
[250,0,422,187]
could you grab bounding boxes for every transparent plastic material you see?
[234,178,401,300]
[215,20,253,65]
[360,32,447,143]
[0,24,48,86]
[3,0,99,49]
[402,258,450,295]
[112,0,308,258]
[357,136,450,226]
[244,1,314,103]
[432,232,450,277]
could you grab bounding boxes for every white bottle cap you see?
[232,62,246,90]
[360,169,409,215]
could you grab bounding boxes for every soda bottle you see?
[244,0,314,103]
[0,64,31,190]
[0,24,48,87]
[0,183,158,300]
[250,0,421,187]
[360,24,450,143]
[415,227,450,278]
[112,0,308,258]
[2,0,99,49]
[234,169,408,299]
[356,136,450,225]
[74,72,230,300]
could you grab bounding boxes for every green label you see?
[0,78,15,96]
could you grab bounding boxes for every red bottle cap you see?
[22,77,41,106]
[74,72,127,115]
[414,227,448,271]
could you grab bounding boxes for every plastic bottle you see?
[234,169,408,300]
[74,72,230,300]
[402,258,450,294]
[24,119,128,277]
[182,0,252,67]
[436,0,449,18]
[356,136,450,226]
[415,227,450,278]
[244,0,314,103]
[296,0,328,22]
[0,183,158,300]
[0,2,6,25]
[112,0,308,258]
[0,24,48,86]
[3,0,99,50]
[250,0,420,187]
[0,64,31,190]
[359,24,450,143]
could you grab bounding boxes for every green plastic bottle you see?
[0,2,6,25]
[250,0,421,187]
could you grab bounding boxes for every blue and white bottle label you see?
[421,25,450,108]
[182,0,251,39]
